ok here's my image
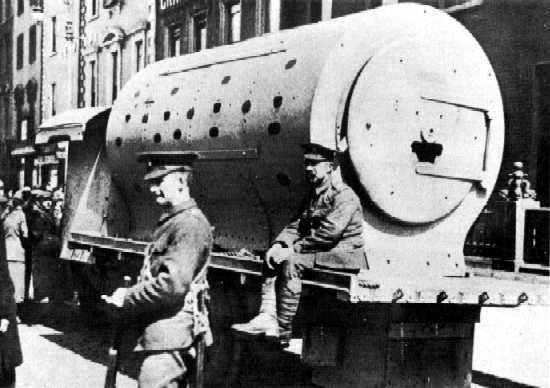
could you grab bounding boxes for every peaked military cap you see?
[137,151,198,181]
[301,142,336,162]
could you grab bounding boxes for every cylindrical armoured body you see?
[106,4,503,277]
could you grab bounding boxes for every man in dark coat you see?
[0,193,23,388]
[232,143,367,346]
[103,152,213,388]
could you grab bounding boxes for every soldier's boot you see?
[231,276,279,338]
[276,263,302,348]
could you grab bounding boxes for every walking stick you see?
[104,276,131,388]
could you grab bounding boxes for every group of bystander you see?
[0,183,65,387]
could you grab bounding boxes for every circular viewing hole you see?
[164,111,171,121]
[365,123,372,130]
[134,91,140,98]
[187,108,195,120]
[115,137,122,147]
[125,114,131,123]
[173,129,182,140]
[276,172,291,187]
[426,261,430,266]
[273,96,283,109]
[241,100,251,114]
[209,127,219,138]
[142,114,148,123]
[268,122,281,135]
[285,59,297,69]
[153,133,161,143]
[213,102,222,113]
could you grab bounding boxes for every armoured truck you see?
[35,4,547,387]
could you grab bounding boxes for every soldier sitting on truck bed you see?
[232,143,367,347]
[102,152,213,388]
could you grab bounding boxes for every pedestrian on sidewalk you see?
[29,189,60,303]
[0,193,23,388]
[2,191,29,304]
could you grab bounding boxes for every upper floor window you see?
[17,0,23,16]
[90,60,97,107]
[224,2,241,44]
[51,83,56,116]
[192,12,207,52]
[51,16,57,53]
[29,25,36,64]
[168,25,183,57]
[90,0,98,17]
[111,51,118,102]
[280,0,321,29]
[16,33,23,69]
[1,34,9,73]
[135,40,143,71]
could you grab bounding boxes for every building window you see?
[168,25,182,57]
[17,0,23,15]
[91,0,98,16]
[135,40,143,71]
[51,83,56,116]
[224,2,241,44]
[90,60,96,107]
[16,33,23,69]
[192,12,207,52]
[280,0,321,29]
[29,25,36,64]
[51,16,57,53]
[111,51,118,102]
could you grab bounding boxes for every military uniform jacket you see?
[122,199,213,351]
[275,179,366,270]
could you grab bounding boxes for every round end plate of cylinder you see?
[347,35,498,224]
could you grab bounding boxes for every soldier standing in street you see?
[232,143,367,347]
[103,152,213,388]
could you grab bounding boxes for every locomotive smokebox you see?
[105,3,503,277]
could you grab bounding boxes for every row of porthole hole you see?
[114,121,282,147]
[164,58,297,96]
[125,96,284,124]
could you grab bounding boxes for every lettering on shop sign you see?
[160,0,183,11]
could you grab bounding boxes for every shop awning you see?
[36,106,111,145]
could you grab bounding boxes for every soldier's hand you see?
[266,244,291,270]
[101,288,128,308]
[0,318,9,333]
